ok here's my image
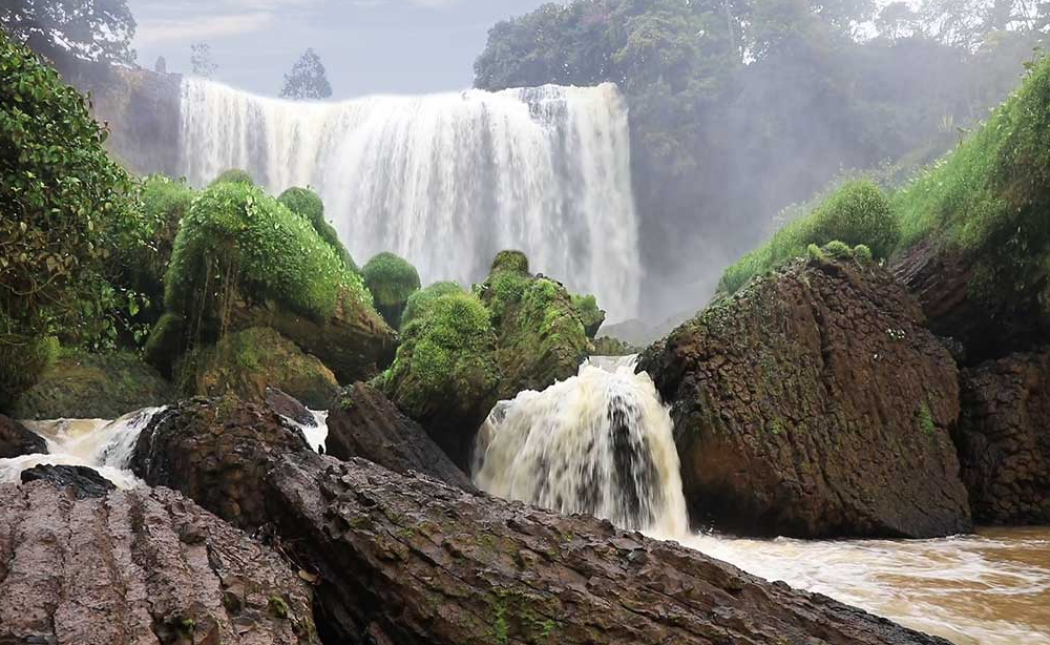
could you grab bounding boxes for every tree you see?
[0,0,136,67]
[190,42,217,78]
[280,48,332,100]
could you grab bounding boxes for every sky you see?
[128,0,552,99]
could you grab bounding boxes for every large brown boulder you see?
[265,451,951,645]
[130,396,312,529]
[0,414,45,458]
[640,255,972,538]
[956,349,1050,524]
[0,481,318,644]
[327,382,474,489]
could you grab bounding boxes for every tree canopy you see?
[0,0,135,67]
[280,48,333,100]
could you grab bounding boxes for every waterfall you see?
[473,356,688,536]
[178,78,642,321]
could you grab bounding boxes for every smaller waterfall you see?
[473,356,688,536]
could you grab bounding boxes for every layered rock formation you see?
[641,254,972,538]
[0,414,46,458]
[327,382,474,489]
[956,349,1050,524]
[0,482,318,644]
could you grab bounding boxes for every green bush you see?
[718,180,898,294]
[490,250,530,274]
[571,293,605,338]
[210,169,255,186]
[164,182,370,340]
[401,281,465,328]
[362,252,421,330]
[277,186,358,272]
[892,53,1050,313]
[0,31,134,400]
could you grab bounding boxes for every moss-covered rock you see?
[362,252,421,331]
[155,182,395,382]
[400,281,464,329]
[477,252,591,399]
[591,336,639,356]
[277,186,358,273]
[641,255,971,538]
[176,327,339,409]
[383,292,499,467]
[892,54,1050,362]
[210,168,254,186]
[571,293,606,338]
[10,349,173,420]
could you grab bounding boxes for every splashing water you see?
[473,355,688,535]
[178,78,642,321]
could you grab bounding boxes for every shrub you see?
[571,293,605,338]
[718,180,898,294]
[277,186,358,272]
[362,252,421,330]
[491,250,529,274]
[401,281,464,328]
[0,32,133,400]
[210,169,255,186]
[164,182,370,341]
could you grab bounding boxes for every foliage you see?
[164,182,370,345]
[362,252,421,330]
[0,31,135,399]
[718,181,897,293]
[571,293,605,338]
[0,0,136,67]
[892,51,1050,316]
[0,331,57,409]
[277,186,357,272]
[280,48,333,100]
[385,292,499,418]
[401,281,464,329]
[490,250,530,274]
[191,42,217,78]
[210,168,254,187]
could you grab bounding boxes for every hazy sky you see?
[128,0,551,98]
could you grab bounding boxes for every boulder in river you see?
[640,252,972,538]
[20,464,116,499]
[327,382,474,489]
[0,481,318,644]
[956,349,1050,524]
[0,414,46,458]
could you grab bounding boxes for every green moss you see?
[164,182,370,340]
[918,403,936,435]
[491,250,530,274]
[823,240,854,260]
[570,293,605,338]
[362,252,421,330]
[210,169,254,187]
[591,336,639,356]
[720,180,898,294]
[853,244,873,265]
[268,595,290,620]
[277,186,358,273]
[401,281,464,328]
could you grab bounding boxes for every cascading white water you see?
[178,78,642,321]
[473,355,688,536]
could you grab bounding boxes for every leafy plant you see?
[277,186,357,272]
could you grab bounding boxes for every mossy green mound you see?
[277,186,358,272]
[176,327,339,409]
[719,181,898,295]
[571,293,605,338]
[10,349,172,420]
[490,250,530,274]
[362,252,421,330]
[401,281,464,328]
[383,292,499,466]
[210,169,255,187]
[165,182,371,337]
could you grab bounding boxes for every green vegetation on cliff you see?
[362,252,421,330]
[719,181,897,294]
[277,186,358,272]
[0,31,134,403]
[401,281,465,329]
[165,182,371,339]
[210,169,255,186]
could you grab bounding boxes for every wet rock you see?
[641,256,972,538]
[0,414,46,458]
[265,451,952,645]
[267,387,317,427]
[10,350,173,421]
[0,482,317,644]
[956,349,1050,524]
[20,465,115,499]
[328,382,474,489]
[130,396,312,529]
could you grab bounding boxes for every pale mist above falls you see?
[178,78,642,321]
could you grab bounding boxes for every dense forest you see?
[475,0,1050,318]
